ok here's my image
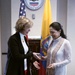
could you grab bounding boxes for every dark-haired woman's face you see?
[50,27,61,39]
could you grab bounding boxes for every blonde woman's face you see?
[22,27,30,35]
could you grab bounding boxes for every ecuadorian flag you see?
[39,0,52,75]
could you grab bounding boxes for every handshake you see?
[33,52,47,60]
[33,52,47,69]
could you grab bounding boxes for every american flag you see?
[19,0,28,39]
[19,0,26,17]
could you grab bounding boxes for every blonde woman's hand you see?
[33,61,40,69]
[33,52,42,60]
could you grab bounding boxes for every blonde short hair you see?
[15,16,33,32]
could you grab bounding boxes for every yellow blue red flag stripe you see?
[39,0,52,75]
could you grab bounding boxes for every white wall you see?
[0,0,11,75]
[51,0,57,21]
[67,0,75,75]
[0,1,2,75]
[57,0,67,33]
[0,3,2,75]
[0,24,2,75]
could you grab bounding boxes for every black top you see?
[5,32,34,75]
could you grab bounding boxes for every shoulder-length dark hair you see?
[49,22,67,39]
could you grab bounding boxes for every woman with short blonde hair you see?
[5,17,40,75]
[15,17,33,32]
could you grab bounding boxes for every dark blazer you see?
[5,32,33,75]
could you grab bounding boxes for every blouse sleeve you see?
[54,40,72,67]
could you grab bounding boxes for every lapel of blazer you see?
[15,32,24,53]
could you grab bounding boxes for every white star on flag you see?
[19,0,26,17]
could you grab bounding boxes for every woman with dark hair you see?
[38,22,72,75]
[49,22,66,39]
